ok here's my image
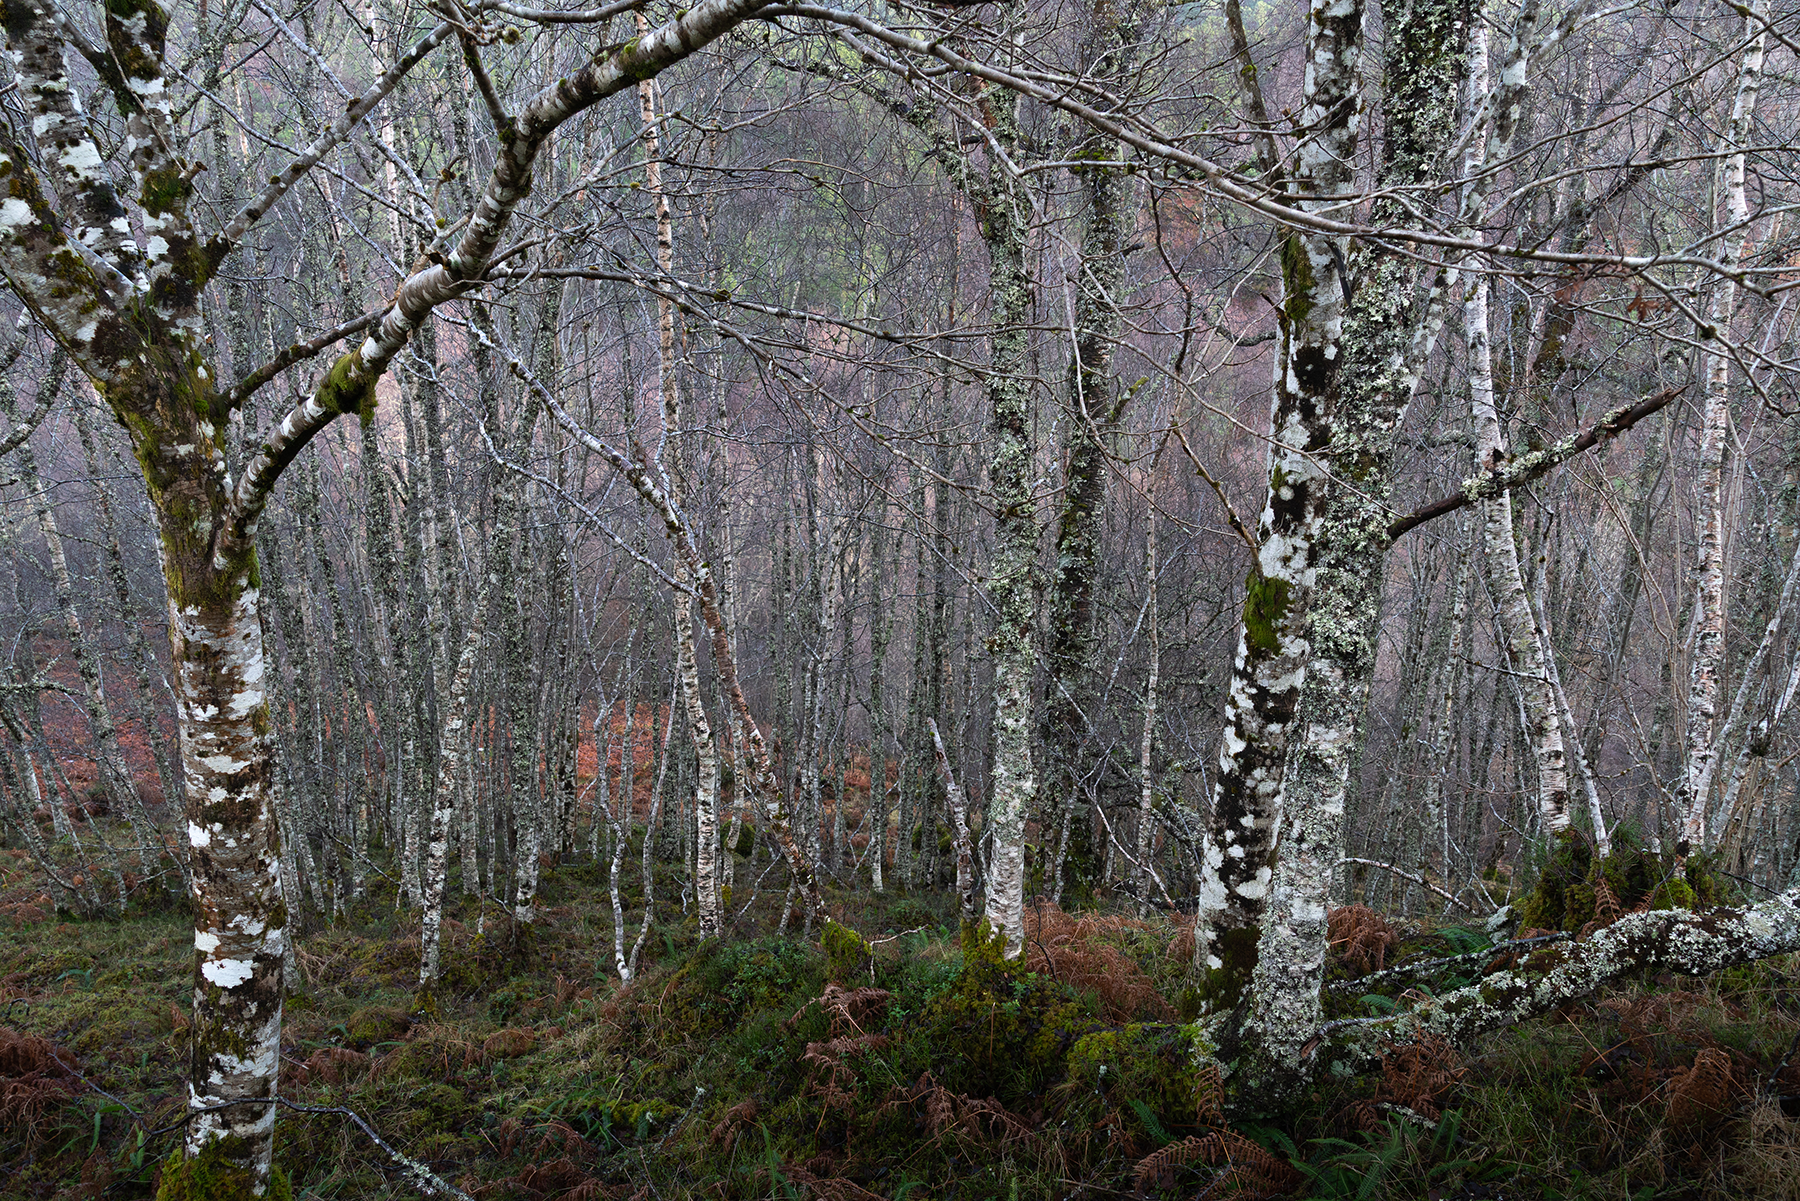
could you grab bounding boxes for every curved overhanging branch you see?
[217,0,777,560]
[480,0,643,22]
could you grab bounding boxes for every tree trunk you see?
[1231,0,1475,1090]
[1193,0,1370,999]
[1680,3,1768,853]
[979,68,1038,959]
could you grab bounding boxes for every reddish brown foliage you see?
[1021,902,1173,1022]
[1666,1047,1738,1135]
[1385,1036,1465,1119]
[1327,905,1401,979]
[482,1028,537,1059]
[1133,1130,1302,1197]
[766,1157,888,1201]
[791,984,894,1110]
[709,1098,758,1153]
[882,1071,1037,1149]
[788,983,892,1036]
[299,1046,369,1086]
[0,1025,83,1134]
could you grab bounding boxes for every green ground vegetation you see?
[2,834,1800,1199]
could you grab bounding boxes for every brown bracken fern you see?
[1023,902,1174,1021]
[1133,1130,1301,1196]
[1328,904,1402,978]
[1133,1062,1300,1196]
[1666,1047,1737,1134]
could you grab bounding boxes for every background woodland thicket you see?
[4,0,1800,1195]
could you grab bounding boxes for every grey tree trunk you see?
[978,70,1039,959]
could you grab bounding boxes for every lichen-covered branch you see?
[1323,891,1800,1074]
[1386,387,1684,539]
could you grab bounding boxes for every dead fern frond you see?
[533,1118,589,1159]
[788,983,892,1037]
[1666,1047,1736,1133]
[301,1047,369,1086]
[777,1162,888,1201]
[1610,989,1711,1054]
[709,1099,758,1152]
[1133,1134,1214,1190]
[1194,1063,1225,1127]
[1133,1129,1301,1196]
[897,1072,1037,1148]
[1379,1035,1465,1121]
[1022,902,1173,1022]
[1593,874,1622,926]
[1328,905,1401,978]
[802,1033,891,1111]
[516,1156,589,1195]
[0,1025,82,1134]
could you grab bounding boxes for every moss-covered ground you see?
[3,837,1800,1199]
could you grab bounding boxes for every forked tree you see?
[0,0,773,1189]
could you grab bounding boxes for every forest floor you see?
[3,832,1800,1200]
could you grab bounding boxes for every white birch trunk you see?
[978,56,1038,961]
[1469,284,1570,835]
[628,688,677,979]
[1681,3,1768,853]
[417,566,494,990]
[1461,14,1570,839]
[928,718,977,922]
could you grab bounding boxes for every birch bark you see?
[0,0,776,1179]
[1194,0,1368,997]
[1233,0,1474,1086]
[929,718,977,922]
[635,54,723,938]
[978,69,1038,959]
[1468,255,1571,836]
[1680,2,1767,854]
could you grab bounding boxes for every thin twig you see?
[1172,421,1258,555]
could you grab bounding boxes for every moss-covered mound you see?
[1516,829,1725,934]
